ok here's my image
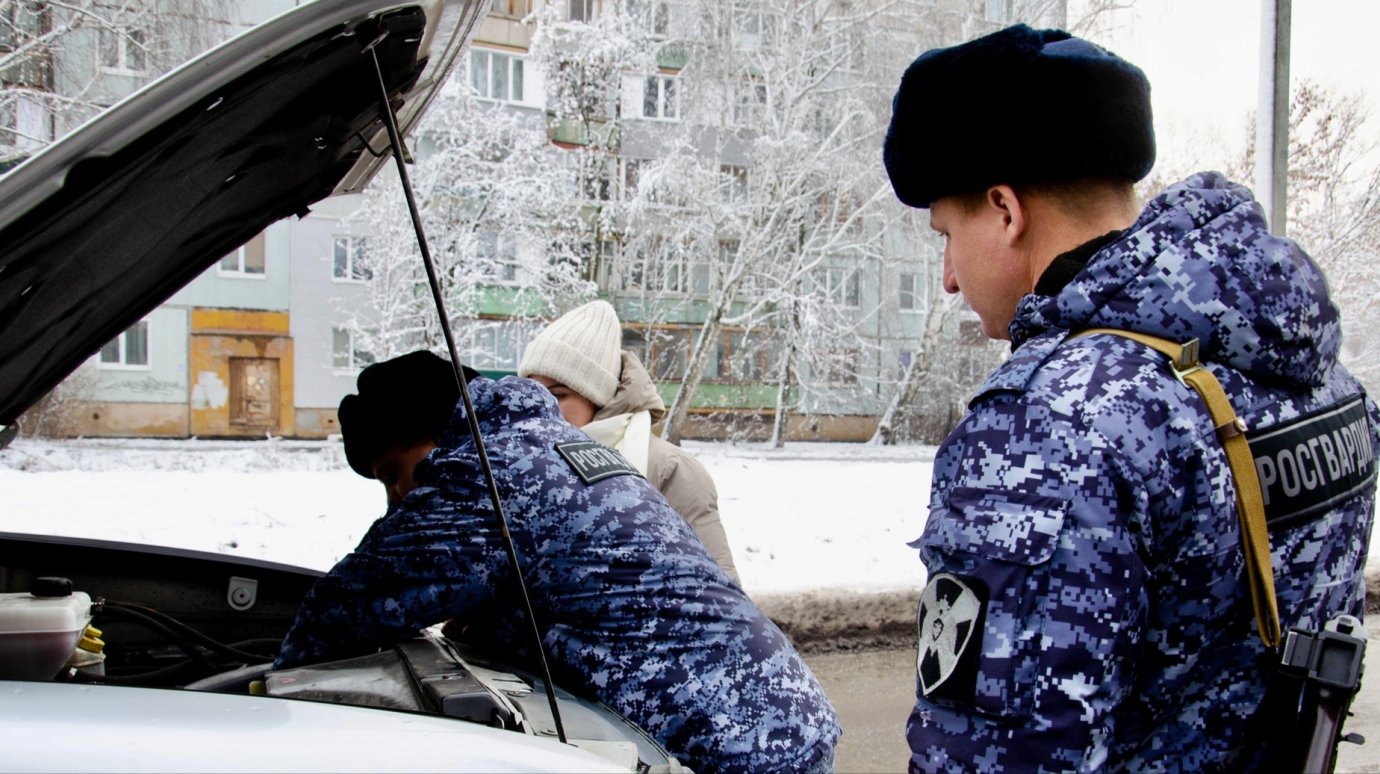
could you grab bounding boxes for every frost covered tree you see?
[343,84,600,365]
[608,0,1094,444]
[868,211,1006,446]
[1279,85,1380,393]
[342,2,679,367]
[1,0,237,167]
[347,0,1105,444]
[612,0,925,445]
[1140,81,1380,395]
[1236,81,1380,393]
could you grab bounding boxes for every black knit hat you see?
[884,24,1155,209]
[337,351,473,479]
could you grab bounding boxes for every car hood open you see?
[0,0,484,426]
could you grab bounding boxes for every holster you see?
[1261,615,1367,772]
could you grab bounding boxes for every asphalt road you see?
[803,648,914,772]
[802,616,1380,773]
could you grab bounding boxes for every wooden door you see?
[229,357,279,428]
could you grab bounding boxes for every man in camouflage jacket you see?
[276,355,839,773]
[884,25,1377,771]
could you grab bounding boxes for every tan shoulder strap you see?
[1074,328,1281,648]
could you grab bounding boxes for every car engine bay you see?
[0,532,687,772]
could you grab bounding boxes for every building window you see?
[98,27,147,74]
[470,49,525,104]
[580,154,614,202]
[219,236,266,277]
[815,267,861,308]
[648,328,690,380]
[642,74,679,120]
[726,330,771,383]
[550,60,617,118]
[0,5,17,49]
[623,237,691,295]
[0,99,15,151]
[468,319,535,372]
[331,327,375,371]
[619,157,646,200]
[732,81,767,126]
[691,257,711,296]
[899,272,918,311]
[98,319,149,368]
[720,165,748,203]
[1,92,49,156]
[897,350,913,381]
[734,2,778,49]
[568,0,602,22]
[333,236,371,282]
[489,0,530,16]
[476,231,519,285]
[816,348,859,385]
[984,0,1012,22]
[626,0,668,36]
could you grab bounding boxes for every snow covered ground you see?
[1,436,1376,598]
[0,438,934,595]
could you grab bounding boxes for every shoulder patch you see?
[555,441,642,484]
[1249,395,1377,532]
[917,573,986,702]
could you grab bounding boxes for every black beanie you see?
[337,350,472,479]
[884,24,1155,209]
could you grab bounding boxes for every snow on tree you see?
[1137,76,1380,397]
[1238,81,1380,394]
[341,2,682,369]
[1,0,238,168]
[342,79,601,368]
[606,0,930,445]
[346,1,1089,444]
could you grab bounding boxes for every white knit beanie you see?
[518,300,623,407]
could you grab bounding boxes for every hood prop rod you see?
[366,37,567,745]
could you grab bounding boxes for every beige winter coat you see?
[582,351,741,585]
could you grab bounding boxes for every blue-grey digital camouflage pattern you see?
[275,375,839,773]
[907,172,1378,771]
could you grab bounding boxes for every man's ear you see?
[985,185,1026,247]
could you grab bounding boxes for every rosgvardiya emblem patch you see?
[916,573,986,700]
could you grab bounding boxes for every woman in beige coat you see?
[518,300,741,585]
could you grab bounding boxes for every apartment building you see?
[10,0,1054,441]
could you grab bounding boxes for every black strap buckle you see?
[1278,615,1366,691]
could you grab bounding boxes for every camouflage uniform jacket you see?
[276,376,839,774]
[906,172,1377,772]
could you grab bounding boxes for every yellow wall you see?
[61,402,187,437]
[294,408,341,439]
[188,309,295,437]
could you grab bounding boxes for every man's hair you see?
[954,178,1138,221]
[338,351,469,479]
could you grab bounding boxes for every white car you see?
[0,3,687,771]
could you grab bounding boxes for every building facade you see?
[12,0,1059,442]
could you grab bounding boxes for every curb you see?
[752,588,919,655]
[758,572,1380,654]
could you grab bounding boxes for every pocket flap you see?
[920,487,1067,566]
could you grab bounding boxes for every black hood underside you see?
[0,2,473,425]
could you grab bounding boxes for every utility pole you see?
[1255,0,1290,236]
